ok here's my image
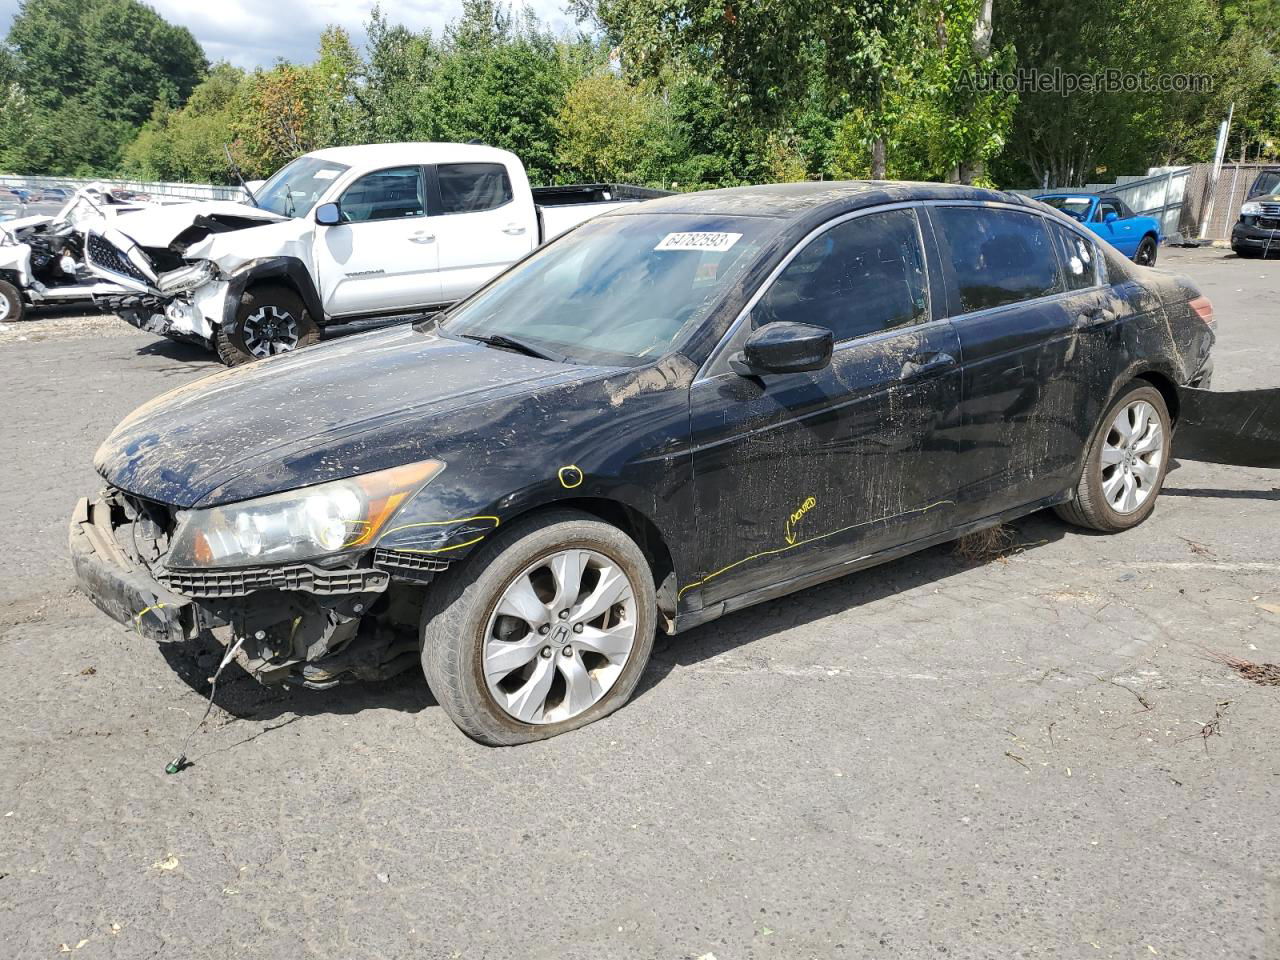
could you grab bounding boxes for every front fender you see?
[222,257,324,329]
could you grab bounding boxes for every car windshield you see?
[255,156,350,218]
[1250,171,1280,197]
[1038,195,1093,222]
[439,213,779,366]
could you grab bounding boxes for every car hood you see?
[95,325,610,509]
[1250,192,1280,204]
[109,200,286,248]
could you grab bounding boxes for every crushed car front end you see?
[70,469,443,687]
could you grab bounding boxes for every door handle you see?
[502,224,527,236]
[1076,308,1115,329]
[900,351,955,380]
[410,233,435,244]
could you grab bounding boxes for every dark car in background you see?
[71,181,1218,745]
[1231,167,1280,258]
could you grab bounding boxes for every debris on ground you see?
[1207,652,1280,686]
[955,524,1017,563]
[150,855,179,871]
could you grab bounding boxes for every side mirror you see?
[730,321,833,376]
[314,202,341,226]
[1103,211,1119,224]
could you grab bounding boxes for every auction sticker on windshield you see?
[655,232,742,252]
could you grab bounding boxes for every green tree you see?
[5,0,206,172]
[411,1,576,183]
[123,63,247,183]
[580,0,921,177]
[554,70,672,184]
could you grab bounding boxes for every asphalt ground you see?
[0,246,1277,959]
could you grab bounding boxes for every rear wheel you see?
[1233,245,1263,259]
[1133,236,1158,266]
[217,283,319,366]
[0,279,25,323]
[421,510,656,745]
[1055,382,1171,532]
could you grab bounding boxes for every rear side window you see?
[932,207,1062,313]
[1052,225,1098,291]
[438,163,514,214]
[339,166,425,222]
[754,208,928,342]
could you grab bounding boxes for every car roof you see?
[608,180,1033,221]
[304,141,519,168]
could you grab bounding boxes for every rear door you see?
[927,204,1096,519]
[315,165,441,317]
[428,162,537,303]
[687,206,963,609]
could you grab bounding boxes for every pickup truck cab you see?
[85,143,666,364]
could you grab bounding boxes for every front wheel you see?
[421,510,656,745]
[0,278,25,323]
[1055,381,1171,532]
[217,283,319,365]
[1133,236,1158,266]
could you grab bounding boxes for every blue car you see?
[1034,193,1161,266]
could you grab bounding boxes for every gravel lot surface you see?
[1,247,1277,959]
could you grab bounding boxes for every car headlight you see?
[157,259,218,295]
[167,460,445,569]
[1241,201,1262,217]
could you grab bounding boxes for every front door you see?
[687,207,963,610]
[316,165,441,318]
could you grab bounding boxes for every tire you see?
[1233,246,1263,259]
[1133,236,1158,266]
[421,509,656,745]
[1055,381,1171,533]
[216,283,319,366]
[0,279,25,323]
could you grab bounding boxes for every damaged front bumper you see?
[69,495,204,642]
[70,490,433,688]
[85,227,224,344]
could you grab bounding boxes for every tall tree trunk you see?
[958,0,994,184]
[872,136,886,178]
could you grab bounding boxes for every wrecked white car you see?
[0,188,149,323]
[84,142,668,364]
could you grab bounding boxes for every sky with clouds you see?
[0,0,583,68]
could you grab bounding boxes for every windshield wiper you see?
[460,333,565,363]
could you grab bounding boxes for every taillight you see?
[1189,295,1215,328]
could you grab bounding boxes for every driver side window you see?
[754,209,928,342]
[1095,200,1121,222]
[339,166,425,223]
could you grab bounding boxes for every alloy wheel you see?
[1100,399,1164,514]
[482,548,638,725]
[242,305,301,357]
[0,289,12,321]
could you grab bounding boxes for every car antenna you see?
[224,144,259,208]
[164,634,246,774]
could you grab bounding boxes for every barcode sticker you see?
[655,232,742,252]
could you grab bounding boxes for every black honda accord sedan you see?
[72,181,1219,745]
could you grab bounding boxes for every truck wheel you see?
[421,509,656,746]
[217,283,319,366]
[1133,236,1158,266]
[0,279,25,323]
[1055,382,1171,533]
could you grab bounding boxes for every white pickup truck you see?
[85,143,667,364]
